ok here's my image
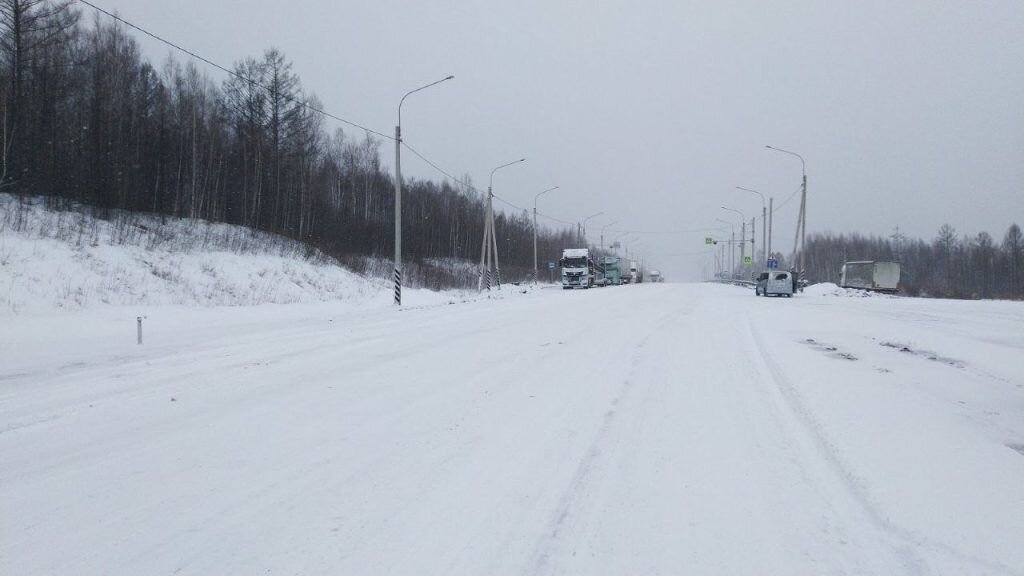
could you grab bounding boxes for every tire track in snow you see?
[528,304,692,575]
[745,319,1024,576]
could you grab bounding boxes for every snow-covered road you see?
[3,283,1024,575]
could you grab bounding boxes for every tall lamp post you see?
[533,186,559,284]
[600,221,619,252]
[766,145,807,282]
[581,211,604,245]
[715,218,735,276]
[394,75,454,306]
[613,231,634,255]
[478,158,526,291]
[721,206,748,272]
[736,186,766,265]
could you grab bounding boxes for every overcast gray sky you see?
[98,0,1023,280]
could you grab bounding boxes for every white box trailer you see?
[840,261,900,293]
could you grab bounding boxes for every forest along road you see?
[3,283,1024,575]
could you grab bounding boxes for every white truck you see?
[840,261,900,293]
[560,248,595,289]
[649,270,663,283]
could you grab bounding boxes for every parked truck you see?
[560,248,595,289]
[649,270,663,283]
[601,256,622,286]
[840,261,900,293]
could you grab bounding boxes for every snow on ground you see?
[805,281,896,298]
[3,282,1024,575]
[0,194,394,314]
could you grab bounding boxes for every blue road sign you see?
[548,262,556,271]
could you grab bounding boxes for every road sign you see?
[743,255,753,265]
[548,262,556,271]
[767,258,778,269]
[704,236,713,246]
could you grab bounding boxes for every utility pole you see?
[600,221,619,253]
[731,230,735,275]
[750,217,755,268]
[767,145,807,288]
[721,206,746,273]
[736,186,766,266]
[581,212,604,247]
[478,158,525,291]
[533,186,559,284]
[741,220,746,269]
[762,206,766,264]
[394,75,454,306]
[768,197,773,261]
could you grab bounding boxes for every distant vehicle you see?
[560,248,595,289]
[756,270,794,297]
[840,261,900,293]
[649,270,663,283]
[601,256,622,286]
[629,261,639,283]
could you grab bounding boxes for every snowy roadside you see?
[0,194,386,314]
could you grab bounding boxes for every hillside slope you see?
[0,194,391,314]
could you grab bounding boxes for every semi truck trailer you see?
[840,261,900,293]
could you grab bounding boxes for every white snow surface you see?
[805,281,896,298]
[3,282,1024,575]
[0,194,401,314]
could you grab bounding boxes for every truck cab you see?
[560,249,595,289]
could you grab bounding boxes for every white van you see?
[755,270,794,297]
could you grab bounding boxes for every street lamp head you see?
[490,157,527,188]
[445,75,455,80]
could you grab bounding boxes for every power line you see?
[771,182,804,214]
[605,225,731,235]
[78,1,605,239]
[403,140,578,227]
[79,0,804,247]
[536,210,576,226]
[77,0,393,140]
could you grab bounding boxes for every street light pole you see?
[581,212,604,246]
[600,221,619,253]
[533,186,559,285]
[394,75,454,306]
[598,220,618,283]
[715,218,735,276]
[612,231,633,256]
[721,206,747,269]
[766,145,807,282]
[478,157,526,291]
[736,186,766,265]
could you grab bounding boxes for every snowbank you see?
[0,194,388,314]
[804,282,895,298]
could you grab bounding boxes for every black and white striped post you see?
[394,122,403,306]
[393,268,402,305]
